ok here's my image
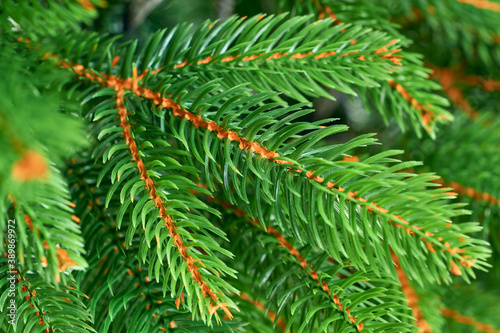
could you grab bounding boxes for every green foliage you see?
[1,0,499,332]
[0,41,88,284]
[0,0,98,39]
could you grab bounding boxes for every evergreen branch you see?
[40,53,237,320]
[80,65,484,282]
[114,81,229,317]
[169,38,402,69]
[157,100,475,277]
[201,190,415,331]
[5,2,499,333]
[392,253,431,332]
[403,168,499,217]
[203,188,357,280]
[280,0,405,38]
[402,111,500,193]
[375,0,500,70]
[47,11,443,135]
[85,66,468,273]
[276,4,451,136]
[167,96,462,272]
[399,112,500,253]
[169,28,440,132]
[36,19,452,136]
[42,45,488,281]
[441,308,500,333]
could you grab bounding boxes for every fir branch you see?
[67,164,242,332]
[69,58,470,276]
[221,211,415,332]
[399,111,500,244]
[276,2,451,135]
[375,0,500,70]
[205,191,416,332]
[39,52,236,319]
[4,2,499,333]
[41,43,491,281]
[113,88,230,318]
[281,0,404,38]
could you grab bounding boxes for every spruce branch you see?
[33,51,238,320]
[4,3,498,332]
[370,0,500,70]
[400,112,500,253]
[36,40,487,282]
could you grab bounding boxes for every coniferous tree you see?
[1,1,499,332]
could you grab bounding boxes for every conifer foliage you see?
[0,0,499,332]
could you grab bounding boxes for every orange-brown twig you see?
[441,308,500,333]
[452,72,500,92]
[114,86,230,317]
[430,66,479,119]
[239,293,288,332]
[433,178,500,207]
[456,0,500,12]
[392,253,432,332]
